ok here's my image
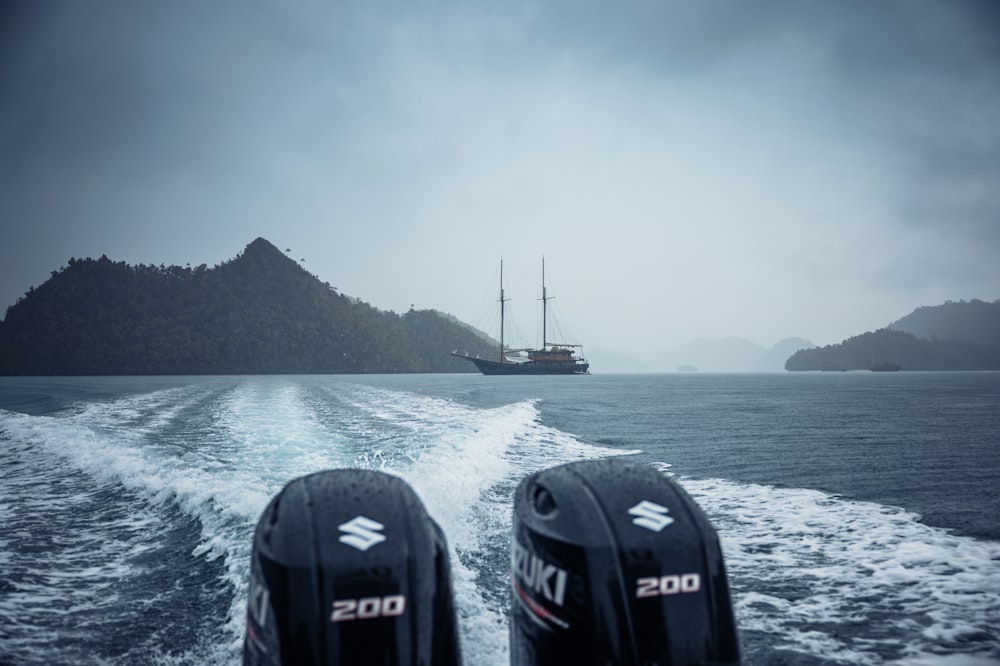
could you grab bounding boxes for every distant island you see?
[784,299,1000,371]
[0,238,497,375]
[653,337,815,373]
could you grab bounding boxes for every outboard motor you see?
[510,459,740,665]
[244,469,461,665]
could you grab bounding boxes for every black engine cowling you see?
[510,458,740,665]
[243,469,461,665]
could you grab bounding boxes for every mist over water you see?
[1,373,998,665]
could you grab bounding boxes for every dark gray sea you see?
[1,372,998,665]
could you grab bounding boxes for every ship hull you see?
[453,353,589,375]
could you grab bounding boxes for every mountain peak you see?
[243,237,284,258]
[230,238,303,276]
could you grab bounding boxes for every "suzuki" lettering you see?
[512,541,568,607]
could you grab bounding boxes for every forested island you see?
[0,238,497,375]
[784,299,1000,371]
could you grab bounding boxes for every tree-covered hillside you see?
[0,238,496,375]
[785,299,1000,371]
[784,328,1000,371]
[890,299,1000,348]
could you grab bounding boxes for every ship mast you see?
[499,259,509,363]
[540,256,552,349]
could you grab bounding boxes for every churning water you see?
[1,373,998,664]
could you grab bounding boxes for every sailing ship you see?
[452,259,590,375]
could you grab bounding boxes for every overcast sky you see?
[2,0,998,365]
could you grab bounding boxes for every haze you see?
[2,1,998,371]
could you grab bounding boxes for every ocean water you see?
[0,372,998,665]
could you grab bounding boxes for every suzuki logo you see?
[628,500,674,532]
[338,515,387,551]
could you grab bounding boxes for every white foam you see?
[2,395,275,659]
[0,423,177,660]
[16,380,997,664]
[301,385,635,665]
[678,475,1000,664]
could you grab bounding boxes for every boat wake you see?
[3,377,998,665]
[677,475,1000,664]
[0,378,631,665]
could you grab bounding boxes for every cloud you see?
[1,0,997,357]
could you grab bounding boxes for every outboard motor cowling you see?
[510,459,740,665]
[244,469,461,665]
